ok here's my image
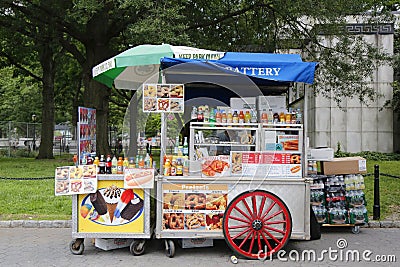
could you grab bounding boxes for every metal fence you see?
[0,121,78,156]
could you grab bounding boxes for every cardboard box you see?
[94,238,134,251]
[257,96,286,112]
[230,97,256,110]
[321,157,367,175]
[308,148,334,161]
[181,238,213,248]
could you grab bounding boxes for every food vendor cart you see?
[152,53,319,259]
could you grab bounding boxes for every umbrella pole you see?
[128,92,138,157]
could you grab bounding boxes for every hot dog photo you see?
[124,168,155,189]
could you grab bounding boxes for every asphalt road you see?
[0,227,398,267]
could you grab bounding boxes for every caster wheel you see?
[165,239,175,258]
[130,240,146,256]
[352,226,360,234]
[69,239,84,255]
[223,190,292,260]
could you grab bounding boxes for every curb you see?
[0,220,399,228]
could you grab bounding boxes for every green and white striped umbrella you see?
[92,44,224,89]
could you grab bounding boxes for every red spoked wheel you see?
[223,190,292,260]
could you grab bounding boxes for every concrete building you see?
[303,23,396,153]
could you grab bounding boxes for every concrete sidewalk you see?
[1,219,400,228]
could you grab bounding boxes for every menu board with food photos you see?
[162,184,228,231]
[230,151,302,178]
[143,83,184,113]
[55,165,97,196]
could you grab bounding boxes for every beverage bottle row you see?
[260,108,302,124]
[191,106,257,124]
[79,152,154,174]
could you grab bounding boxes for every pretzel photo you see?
[163,213,184,229]
[185,213,205,229]
[290,154,301,164]
[206,193,227,210]
[185,193,206,210]
[157,99,169,111]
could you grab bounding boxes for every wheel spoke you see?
[234,205,253,222]
[228,224,250,230]
[241,199,254,219]
[239,230,253,249]
[264,225,286,235]
[260,231,273,251]
[258,196,267,218]
[263,229,282,245]
[247,231,255,254]
[263,209,283,222]
[257,232,262,252]
[232,227,251,240]
[229,215,251,224]
[261,201,276,220]
[251,195,257,217]
[264,220,286,225]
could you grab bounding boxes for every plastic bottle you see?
[183,137,189,156]
[128,157,135,168]
[117,157,124,174]
[261,110,268,124]
[99,155,106,174]
[111,155,118,174]
[191,106,198,122]
[238,110,245,124]
[163,159,171,176]
[123,157,129,171]
[170,160,177,176]
[197,107,204,122]
[232,110,239,123]
[87,153,93,165]
[81,153,87,165]
[144,153,151,168]
[279,112,285,124]
[273,112,279,124]
[106,154,112,174]
[215,109,222,124]
[203,106,210,122]
[93,156,100,174]
[227,111,233,123]
[244,110,251,123]
[209,108,215,126]
[138,155,145,168]
[296,108,302,124]
[174,136,180,155]
[221,111,227,123]
[176,158,183,176]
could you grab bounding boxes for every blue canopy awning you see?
[161,52,318,84]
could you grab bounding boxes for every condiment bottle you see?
[163,159,171,176]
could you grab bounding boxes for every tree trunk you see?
[36,32,56,159]
[82,43,113,157]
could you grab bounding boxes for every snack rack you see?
[69,174,152,255]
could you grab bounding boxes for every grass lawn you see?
[0,155,399,221]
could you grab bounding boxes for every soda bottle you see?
[138,155,145,168]
[99,155,106,174]
[105,154,112,174]
[93,156,100,174]
[128,157,135,168]
[244,110,251,123]
[197,107,204,122]
[261,110,268,124]
[203,106,210,123]
[111,155,118,174]
[117,157,124,174]
[183,137,189,156]
[176,158,183,176]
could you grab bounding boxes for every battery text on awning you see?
[225,67,281,76]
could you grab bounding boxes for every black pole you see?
[373,164,380,220]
